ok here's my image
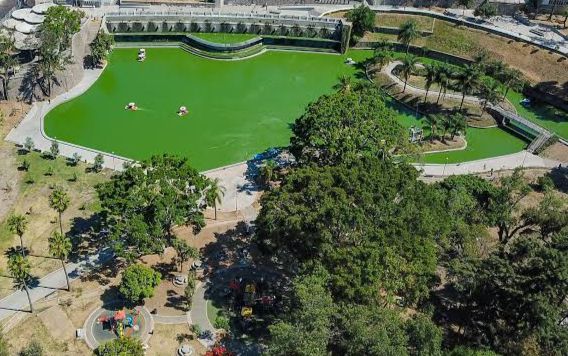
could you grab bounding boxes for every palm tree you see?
[205,178,225,220]
[372,50,392,72]
[423,64,438,103]
[436,65,452,104]
[8,253,33,312]
[425,114,441,142]
[335,75,352,93]
[449,112,467,139]
[48,186,70,236]
[479,80,501,111]
[400,55,419,93]
[7,214,27,255]
[499,68,524,100]
[456,65,481,110]
[48,231,72,291]
[398,20,420,54]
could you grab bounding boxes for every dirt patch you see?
[38,305,76,341]
[147,323,205,356]
[422,136,466,153]
[541,142,568,162]
[5,314,91,355]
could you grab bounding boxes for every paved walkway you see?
[152,313,190,325]
[0,248,113,322]
[384,60,482,105]
[5,67,133,171]
[415,150,562,176]
[190,281,217,348]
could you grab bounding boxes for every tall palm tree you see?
[499,68,524,100]
[372,50,392,72]
[7,214,27,255]
[8,253,33,312]
[206,178,226,220]
[423,64,438,103]
[48,231,72,291]
[436,65,451,104]
[400,55,419,93]
[425,114,441,142]
[48,186,70,236]
[456,65,481,110]
[398,20,420,54]
[335,75,352,93]
[449,112,467,139]
[479,80,501,111]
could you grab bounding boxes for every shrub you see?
[96,337,143,356]
[24,137,34,152]
[214,314,230,330]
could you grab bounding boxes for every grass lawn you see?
[375,13,435,32]
[191,32,259,44]
[45,48,529,169]
[207,300,222,326]
[507,91,568,140]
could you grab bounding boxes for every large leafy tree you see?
[118,264,161,304]
[267,268,334,356]
[256,159,447,304]
[96,336,144,356]
[448,231,568,354]
[97,155,209,262]
[89,31,114,67]
[346,5,375,40]
[41,6,83,52]
[289,86,407,166]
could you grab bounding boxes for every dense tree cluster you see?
[290,85,408,166]
[257,78,568,354]
[97,155,211,262]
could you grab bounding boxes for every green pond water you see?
[44,48,531,170]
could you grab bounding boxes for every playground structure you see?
[227,278,276,328]
[97,308,141,338]
[138,48,146,62]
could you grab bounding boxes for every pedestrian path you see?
[415,150,561,176]
[0,248,113,322]
[5,67,132,171]
[189,281,217,348]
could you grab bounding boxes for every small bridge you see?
[488,105,554,153]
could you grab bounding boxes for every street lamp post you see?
[442,157,449,176]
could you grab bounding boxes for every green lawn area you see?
[207,300,222,325]
[507,91,568,140]
[191,32,258,44]
[44,48,529,169]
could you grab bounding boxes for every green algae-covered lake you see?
[44,47,528,170]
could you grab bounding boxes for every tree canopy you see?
[118,264,161,304]
[96,336,144,356]
[97,155,209,262]
[256,158,446,304]
[289,85,408,166]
